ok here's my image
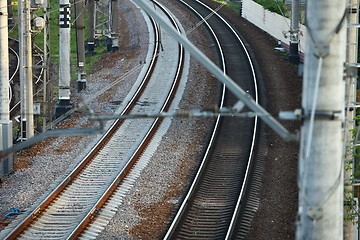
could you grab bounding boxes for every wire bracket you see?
[279,109,342,121]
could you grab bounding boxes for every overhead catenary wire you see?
[0,0,88,31]
[5,0,153,129]
[304,57,322,159]
[186,0,229,35]
[134,0,296,141]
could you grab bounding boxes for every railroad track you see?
[163,0,263,239]
[8,37,45,117]
[0,2,185,239]
[9,40,19,85]
[9,38,20,105]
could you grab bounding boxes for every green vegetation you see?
[211,0,288,17]
[346,119,360,224]
[9,1,107,130]
[253,0,288,16]
[10,0,107,79]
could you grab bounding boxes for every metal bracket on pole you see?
[132,0,297,142]
[280,109,342,121]
[344,64,358,78]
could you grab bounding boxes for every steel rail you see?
[67,2,185,238]
[8,37,45,116]
[8,46,18,104]
[192,2,260,237]
[9,38,20,105]
[163,0,227,237]
[163,0,259,239]
[2,14,161,240]
[2,2,184,238]
[9,47,19,84]
[133,0,296,142]
[8,37,44,85]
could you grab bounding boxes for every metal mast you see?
[75,0,86,91]
[288,0,300,64]
[0,0,10,122]
[87,0,95,53]
[296,0,346,239]
[19,0,34,139]
[0,0,13,177]
[42,0,50,131]
[110,0,119,51]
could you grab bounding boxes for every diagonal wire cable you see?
[186,0,229,35]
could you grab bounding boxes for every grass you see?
[9,0,108,130]
[253,0,288,16]
[212,0,288,16]
[10,0,107,80]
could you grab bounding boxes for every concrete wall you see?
[241,0,306,54]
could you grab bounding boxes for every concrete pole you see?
[19,0,34,139]
[296,0,346,239]
[0,0,10,121]
[344,1,358,239]
[110,0,119,51]
[54,0,72,118]
[0,0,13,178]
[74,0,86,91]
[87,0,95,54]
[288,0,300,64]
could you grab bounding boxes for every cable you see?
[46,62,145,129]
[275,0,291,29]
[298,57,323,209]
[186,0,230,35]
[305,57,322,159]
[0,207,24,219]
[71,3,85,25]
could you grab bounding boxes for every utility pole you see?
[288,0,300,64]
[0,0,13,177]
[54,0,72,118]
[0,0,10,122]
[7,0,13,26]
[296,0,346,239]
[87,0,95,54]
[110,0,119,51]
[42,0,50,131]
[74,0,86,91]
[19,0,34,139]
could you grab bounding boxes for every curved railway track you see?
[9,42,19,85]
[9,38,20,105]
[164,1,262,239]
[8,37,45,117]
[1,2,185,239]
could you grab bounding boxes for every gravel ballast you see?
[0,0,300,239]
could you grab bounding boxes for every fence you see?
[241,0,306,54]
